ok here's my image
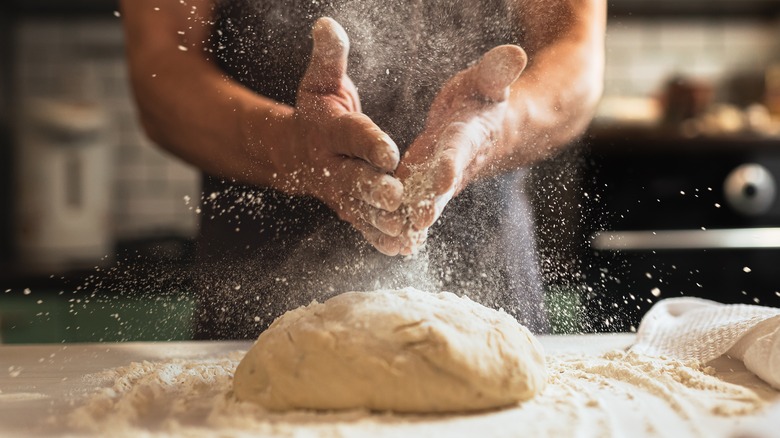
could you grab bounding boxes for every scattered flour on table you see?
[60,350,769,438]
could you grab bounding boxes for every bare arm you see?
[120,0,290,187]
[498,0,606,169]
[121,2,405,254]
[394,0,606,254]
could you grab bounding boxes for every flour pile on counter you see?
[63,348,769,437]
[234,288,546,413]
[67,353,243,432]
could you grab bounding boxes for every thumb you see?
[300,17,350,94]
[473,45,527,102]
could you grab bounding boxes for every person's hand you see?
[393,45,528,255]
[272,17,404,255]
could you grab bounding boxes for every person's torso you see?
[200,0,524,259]
[212,0,519,148]
[193,0,548,338]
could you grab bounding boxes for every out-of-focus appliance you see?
[581,135,780,332]
[15,99,114,269]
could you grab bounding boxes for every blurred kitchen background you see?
[1,0,780,342]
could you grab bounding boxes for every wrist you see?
[502,92,531,152]
[237,97,297,191]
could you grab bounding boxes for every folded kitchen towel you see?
[632,297,780,390]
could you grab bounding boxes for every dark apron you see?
[194,0,549,339]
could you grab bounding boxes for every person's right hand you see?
[271,17,404,255]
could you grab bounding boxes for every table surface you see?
[0,334,776,437]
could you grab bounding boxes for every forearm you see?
[492,0,606,171]
[120,0,294,189]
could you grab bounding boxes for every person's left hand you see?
[391,45,528,255]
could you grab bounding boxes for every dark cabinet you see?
[609,0,780,17]
[1,0,118,17]
[580,134,780,332]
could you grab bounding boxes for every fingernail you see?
[477,45,527,100]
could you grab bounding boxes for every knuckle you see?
[374,211,404,237]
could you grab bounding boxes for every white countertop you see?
[0,334,777,437]
[0,340,249,436]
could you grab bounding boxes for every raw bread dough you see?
[233,287,547,413]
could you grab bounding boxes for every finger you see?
[364,207,405,237]
[408,184,456,230]
[407,200,436,231]
[362,225,402,256]
[339,196,406,237]
[396,158,438,229]
[376,233,402,256]
[431,122,480,194]
[334,158,403,211]
[474,45,527,102]
[405,123,478,229]
[300,17,350,94]
[332,113,400,172]
[335,197,401,255]
[399,121,475,196]
[395,130,437,180]
[339,195,404,237]
[352,217,402,256]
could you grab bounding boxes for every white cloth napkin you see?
[631,297,780,390]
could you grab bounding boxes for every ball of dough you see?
[233,287,547,413]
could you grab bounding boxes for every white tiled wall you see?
[605,18,780,97]
[14,18,200,240]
